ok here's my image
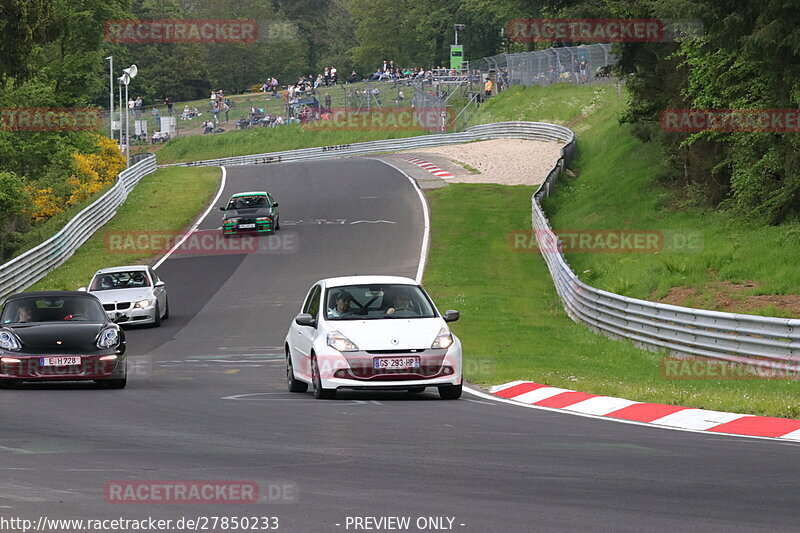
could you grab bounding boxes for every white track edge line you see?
[373,159,430,283]
[153,165,227,270]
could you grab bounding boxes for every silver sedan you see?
[82,266,169,326]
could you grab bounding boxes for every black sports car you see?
[0,291,127,389]
[220,191,280,236]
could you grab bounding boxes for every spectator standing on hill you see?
[323,67,330,87]
[134,96,143,117]
[222,101,230,122]
[347,70,358,83]
[330,66,337,84]
[324,93,332,112]
[164,96,173,115]
[128,97,135,116]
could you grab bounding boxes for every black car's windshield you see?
[2,296,106,324]
[227,195,269,210]
[90,271,151,291]
[325,284,436,320]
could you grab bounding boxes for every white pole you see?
[118,78,123,144]
[107,56,113,138]
[125,81,130,168]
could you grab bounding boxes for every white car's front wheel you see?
[286,352,308,393]
[438,383,462,400]
[311,356,336,400]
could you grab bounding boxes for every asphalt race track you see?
[1,158,799,533]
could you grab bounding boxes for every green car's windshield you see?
[227,195,269,210]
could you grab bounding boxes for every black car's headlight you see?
[97,328,120,349]
[0,330,21,351]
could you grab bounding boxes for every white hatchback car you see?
[285,276,462,400]
[82,266,169,326]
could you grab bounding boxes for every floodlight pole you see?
[107,56,113,139]
[124,79,130,168]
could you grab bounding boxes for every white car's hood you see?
[90,288,153,304]
[328,318,446,351]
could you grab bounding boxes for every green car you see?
[219,191,280,236]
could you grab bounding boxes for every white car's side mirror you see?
[155,281,166,288]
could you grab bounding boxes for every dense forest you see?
[1,0,799,260]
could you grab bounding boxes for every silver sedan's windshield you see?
[325,284,435,320]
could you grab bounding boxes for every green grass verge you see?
[423,183,800,419]
[28,166,220,291]
[156,122,427,164]
[477,83,800,317]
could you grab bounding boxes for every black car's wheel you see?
[0,379,19,389]
[97,360,127,389]
[438,383,462,400]
[286,352,308,393]
[153,302,161,327]
[162,297,169,319]
[97,378,127,389]
[311,356,335,399]
[407,387,426,393]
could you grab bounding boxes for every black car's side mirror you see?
[294,313,316,328]
[443,310,460,323]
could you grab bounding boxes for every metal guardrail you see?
[168,122,573,168]
[5,122,798,369]
[0,155,157,300]
[178,121,800,368]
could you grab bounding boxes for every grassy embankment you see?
[29,167,220,291]
[423,83,799,418]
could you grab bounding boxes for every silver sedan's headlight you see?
[0,330,22,351]
[431,326,454,349]
[327,331,359,352]
[97,328,120,349]
[133,299,153,309]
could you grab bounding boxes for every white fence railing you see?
[4,123,798,370]
[0,155,157,300]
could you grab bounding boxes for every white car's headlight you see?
[431,326,454,349]
[327,331,359,352]
[134,299,153,309]
[0,330,22,351]
[97,328,120,349]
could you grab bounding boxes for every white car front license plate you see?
[374,356,420,370]
[238,223,256,229]
[40,356,81,367]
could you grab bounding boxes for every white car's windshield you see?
[90,271,150,291]
[325,284,436,320]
